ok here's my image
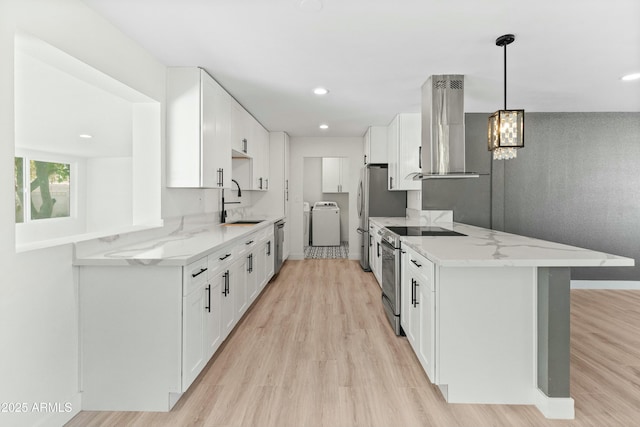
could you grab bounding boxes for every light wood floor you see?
[66,260,640,427]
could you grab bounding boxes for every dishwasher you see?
[274,219,286,275]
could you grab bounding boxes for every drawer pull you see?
[219,253,231,261]
[191,267,207,278]
[411,259,422,268]
[245,240,254,245]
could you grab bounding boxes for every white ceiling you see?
[83,0,640,137]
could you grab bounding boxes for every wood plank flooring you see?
[66,260,640,427]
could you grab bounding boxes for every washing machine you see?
[312,201,340,246]
[303,201,310,246]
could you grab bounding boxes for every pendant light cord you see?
[503,43,507,110]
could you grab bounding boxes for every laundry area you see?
[303,157,350,259]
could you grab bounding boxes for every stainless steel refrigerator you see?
[357,164,407,271]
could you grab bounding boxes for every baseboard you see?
[33,392,81,427]
[571,280,640,290]
[533,389,574,419]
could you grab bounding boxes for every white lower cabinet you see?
[78,224,277,412]
[369,223,383,285]
[258,234,275,289]
[401,244,435,382]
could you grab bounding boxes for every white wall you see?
[289,137,363,260]
[0,1,212,426]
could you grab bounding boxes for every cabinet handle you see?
[364,154,367,165]
[418,146,422,169]
[411,278,415,305]
[389,176,393,189]
[369,234,372,247]
[377,242,380,258]
[242,138,247,153]
[247,254,251,272]
[267,241,271,256]
[414,280,419,307]
[259,177,263,190]
[246,240,254,245]
[192,267,207,278]
[219,253,231,261]
[205,284,211,312]
[285,180,289,201]
[265,179,269,190]
[411,259,422,268]
[222,271,228,296]
[216,168,224,187]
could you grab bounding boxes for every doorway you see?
[303,157,349,259]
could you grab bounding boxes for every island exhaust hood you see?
[407,74,480,180]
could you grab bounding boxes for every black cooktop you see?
[386,226,467,237]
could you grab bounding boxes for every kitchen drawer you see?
[208,244,234,276]
[184,256,209,296]
[236,233,259,256]
[404,245,434,291]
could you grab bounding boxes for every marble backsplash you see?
[406,208,453,224]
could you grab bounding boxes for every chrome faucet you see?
[221,179,242,223]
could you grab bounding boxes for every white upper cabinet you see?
[322,157,349,193]
[363,126,388,165]
[166,67,231,188]
[231,100,251,156]
[387,113,421,191]
[230,99,269,191]
[252,121,270,191]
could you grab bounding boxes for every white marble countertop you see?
[370,217,634,268]
[74,216,282,267]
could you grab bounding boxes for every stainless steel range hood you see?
[407,74,479,180]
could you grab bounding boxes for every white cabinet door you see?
[370,224,383,285]
[201,71,231,188]
[364,126,388,165]
[246,251,258,303]
[231,256,248,318]
[182,282,206,391]
[231,100,250,155]
[256,236,275,291]
[252,122,269,191]
[417,278,435,382]
[397,113,421,191]
[166,67,231,189]
[403,245,436,383]
[387,113,420,191]
[322,157,349,193]
[322,157,341,192]
[205,278,222,360]
[220,267,235,339]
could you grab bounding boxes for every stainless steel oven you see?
[380,230,402,335]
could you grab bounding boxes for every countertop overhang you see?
[370,217,634,268]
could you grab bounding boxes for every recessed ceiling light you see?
[319,124,329,130]
[621,73,640,81]
[79,134,93,139]
[298,0,323,12]
[313,87,329,95]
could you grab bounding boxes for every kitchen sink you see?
[223,220,264,226]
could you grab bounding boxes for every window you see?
[15,156,72,224]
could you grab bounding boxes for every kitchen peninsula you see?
[370,214,633,420]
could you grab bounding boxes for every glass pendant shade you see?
[488,109,524,159]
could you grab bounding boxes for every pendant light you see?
[488,34,524,160]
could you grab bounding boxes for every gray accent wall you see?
[492,113,640,281]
